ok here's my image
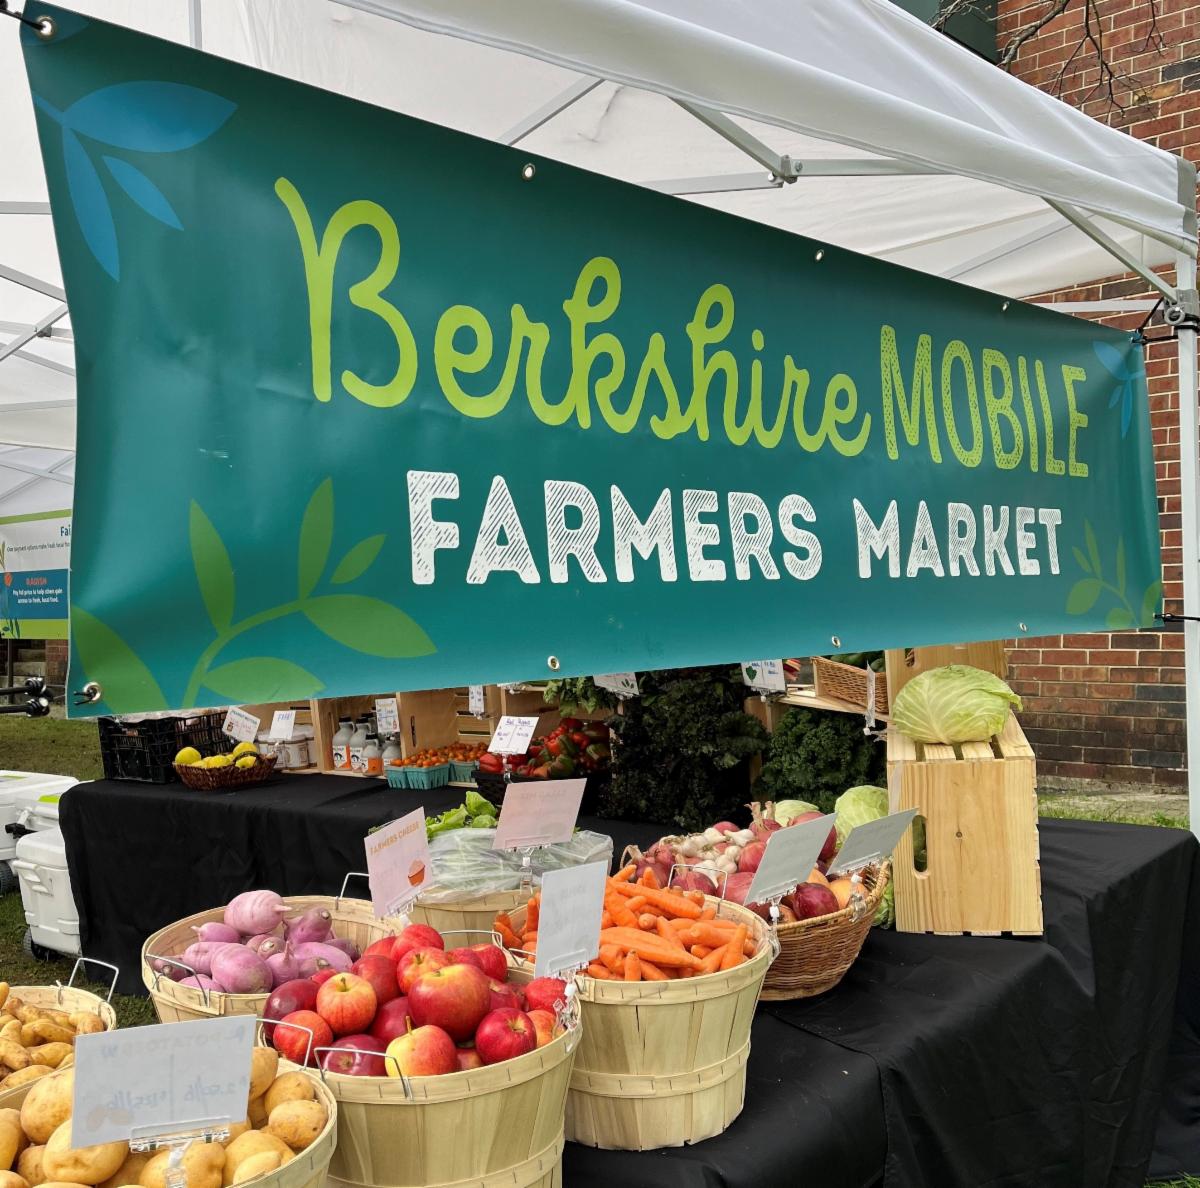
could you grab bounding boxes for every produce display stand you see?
[406,888,525,935]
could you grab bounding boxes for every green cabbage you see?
[890,664,1021,744]
[772,799,819,825]
[834,785,888,846]
[874,882,895,928]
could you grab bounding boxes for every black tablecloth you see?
[61,776,1200,1187]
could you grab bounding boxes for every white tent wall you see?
[0,0,1196,818]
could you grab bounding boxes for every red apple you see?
[455,1047,483,1072]
[264,980,318,1042]
[488,979,521,1012]
[316,972,378,1037]
[789,811,838,864]
[392,924,444,962]
[527,1009,556,1049]
[469,944,508,982]
[310,968,338,987]
[363,936,399,961]
[408,963,491,1042]
[385,1024,457,1077]
[320,1033,386,1077]
[272,1009,332,1066]
[474,1008,536,1065]
[522,977,567,1015]
[351,955,400,1005]
[398,947,452,994]
[368,996,412,1045]
[446,947,484,969]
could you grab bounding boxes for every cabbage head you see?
[890,664,1021,744]
[834,785,888,846]
[773,799,819,826]
[873,882,895,928]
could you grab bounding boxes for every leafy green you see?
[545,677,621,714]
[465,790,497,818]
[469,814,497,828]
[834,785,888,846]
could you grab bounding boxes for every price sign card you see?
[535,861,607,978]
[489,715,539,755]
[740,660,786,694]
[72,1016,253,1146]
[594,672,639,697]
[493,779,586,850]
[375,697,400,735]
[365,807,431,917]
[746,813,837,905]
[827,809,918,877]
[221,707,260,743]
[268,710,295,741]
[468,685,486,716]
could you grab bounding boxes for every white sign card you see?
[594,672,639,697]
[221,707,260,743]
[365,807,431,917]
[468,685,486,716]
[535,861,608,978]
[740,660,786,694]
[268,710,295,741]
[827,809,918,878]
[493,779,586,850]
[745,814,837,905]
[489,715,539,755]
[72,1017,254,1147]
[375,697,400,735]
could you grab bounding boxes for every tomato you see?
[570,731,589,748]
[560,718,583,731]
[547,737,564,757]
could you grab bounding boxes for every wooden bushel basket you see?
[407,888,526,937]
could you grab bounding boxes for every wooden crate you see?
[885,640,1008,700]
[886,713,1042,936]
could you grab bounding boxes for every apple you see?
[363,936,399,961]
[408,963,491,1042]
[527,1009,556,1049]
[392,924,444,963]
[488,980,521,1012]
[474,1008,536,1065]
[789,811,838,864]
[316,972,378,1037]
[310,968,338,987]
[385,1024,457,1077]
[351,955,401,1005]
[522,977,567,1015]
[455,1047,483,1072]
[320,1033,386,1077]
[264,979,318,1042]
[272,1009,332,1066]
[368,996,412,1045]
[468,944,508,983]
[446,947,484,970]
[398,947,452,994]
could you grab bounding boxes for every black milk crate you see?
[97,711,227,783]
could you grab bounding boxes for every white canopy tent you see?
[1,0,1197,814]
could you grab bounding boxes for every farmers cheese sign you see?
[21,6,1160,715]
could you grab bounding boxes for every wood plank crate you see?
[886,713,1042,936]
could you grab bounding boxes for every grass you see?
[1037,795,1188,830]
[1148,1180,1200,1187]
[0,715,104,781]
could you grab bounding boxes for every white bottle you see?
[349,718,370,772]
[382,735,403,766]
[362,734,383,777]
[331,718,353,770]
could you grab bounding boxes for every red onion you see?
[747,802,783,842]
[737,841,766,875]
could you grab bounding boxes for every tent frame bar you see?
[0,203,50,216]
[0,304,68,365]
[500,76,600,146]
[0,264,64,302]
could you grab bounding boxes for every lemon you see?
[174,746,202,766]
[235,755,257,769]
[206,755,233,769]
[231,741,259,758]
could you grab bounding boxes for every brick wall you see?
[997,0,1198,789]
[44,638,67,690]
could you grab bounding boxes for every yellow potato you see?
[220,1134,291,1187]
[219,1124,249,1149]
[97,1150,151,1188]
[261,1074,313,1119]
[1,1069,51,1093]
[0,985,9,1011]
[247,1052,277,1104]
[229,1154,278,1186]
[66,1018,100,1038]
[20,1070,74,1144]
[265,1102,325,1152]
[0,1172,28,1188]
[0,1023,20,1045]
[16,1147,44,1187]
[27,1025,72,1049]
[0,1109,26,1155]
[42,1122,128,1186]
[0,1116,21,1173]
[27,1047,71,1071]
[0,1043,29,1073]
[244,1100,266,1131]
[54,1057,72,1073]
[137,1144,222,1188]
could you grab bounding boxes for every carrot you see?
[637,913,658,931]
[494,920,523,951]
[623,951,642,981]
[587,962,612,980]
[668,918,693,932]
[605,890,638,928]
[699,944,728,974]
[596,930,702,968]
[524,931,538,943]
[627,895,648,914]
[614,864,637,882]
[655,917,686,950]
[526,897,540,932]
[608,883,703,919]
[682,890,706,905]
[681,922,741,949]
[600,944,624,975]
[720,925,748,970]
[691,944,713,959]
[638,959,668,981]
[640,868,661,889]
[699,904,717,921]
[601,910,613,929]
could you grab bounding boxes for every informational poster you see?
[0,510,70,640]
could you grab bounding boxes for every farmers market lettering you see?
[276,178,1091,478]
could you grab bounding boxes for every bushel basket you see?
[760,862,890,1000]
[812,655,889,716]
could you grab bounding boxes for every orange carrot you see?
[668,918,693,932]
[605,891,637,928]
[623,951,642,981]
[614,864,637,882]
[655,917,686,950]
[699,904,718,921]
[681,922,741,949]
[601,910,613,929]
[526,897,540,932]
[640,868,661,889]
[587,962,612,980]
[596,929,702,968]
[524,931,538,943]
[699,944,728,974]
[608,883,703,919]
[627,895,648,914]
[691,944,713,959]
[638,914,657,931]
[600,944,624,975]
[494,920,523,951]
[638,959,668,981]
[720,925,748,969]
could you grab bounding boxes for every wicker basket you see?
[760,863,890,1000]
[142,895,397,1023]
[812,656,889,715]
[408,889,526,936]
[174,753,277,791]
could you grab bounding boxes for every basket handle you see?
[147,955,202,1001]
[255,1016,314,1070]
[337,872,370,907]
[435,929,505,949]
[65,957,119,1003]
[666,862,727,898]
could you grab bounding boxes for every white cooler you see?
[13,827,80,957]
[0,773,78,895]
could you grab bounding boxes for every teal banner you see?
[22,7,1162,717]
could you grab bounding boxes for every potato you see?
[1,1069,51,1093]
[265,1102,324,1152]
[21,1070,74,1144]
[42,1122,128,1186]
[244,1100,266,1131]
[0,1043,29,1073]
[27,1047,71,1071]
[0,985,9,1012]
[54,1057,72,1073]
[27,1025,72,1050]
[0,1023,20,1045]
[246,1052,277,1105]
[138,1144,222,1188]
[66,1018,100,1038]
[97,1150,151,1188]
[229,1154,278,1186]
[0,1114,22,1172]
[219,1124,249,1149]
[220,1135,291,1187]
[261,1075,313,1119]
[0,1173,28,1188]
[17,1147,44,1187]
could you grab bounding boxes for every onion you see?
[738,841,767,875]
[673,869,719,894]
[747,802,783,842]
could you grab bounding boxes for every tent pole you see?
[1175,248,1200,835]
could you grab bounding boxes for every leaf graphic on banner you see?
[1065,579,1102,615]
[1115,539,1127,596]
[1141,580,1163,626]
[204,658,324,702]
[331,535,386,585]
[189,501,235,632]
[1093,340,1133,381]
[1072,547,1092,575]
[304,595,435,658]
[1084,522,1102,578]
[1106,607,1134,629]
[72,607,167,712]
[63,129,118,280]
[63,83,235,153]
[102,156,182,229]
[1091,341,1139,439]
[298,478,333,598]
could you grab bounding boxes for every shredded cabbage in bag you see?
[890,664,1021,744]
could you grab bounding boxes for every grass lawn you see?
[0,714,104,781]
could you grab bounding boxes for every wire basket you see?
[98,711,227,783]
[812,656,889,716]
[173,752,277,791]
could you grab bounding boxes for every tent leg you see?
[1175,249,1200,835]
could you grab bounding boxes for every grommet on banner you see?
[830,635,841,648]
[1018,622,1028,633]
[546,655,560,671]
[73,681,103,707]
[0,2,55,36]
[814,248,825,261]
[1001,300,1010,312]
[521,163,536,181]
